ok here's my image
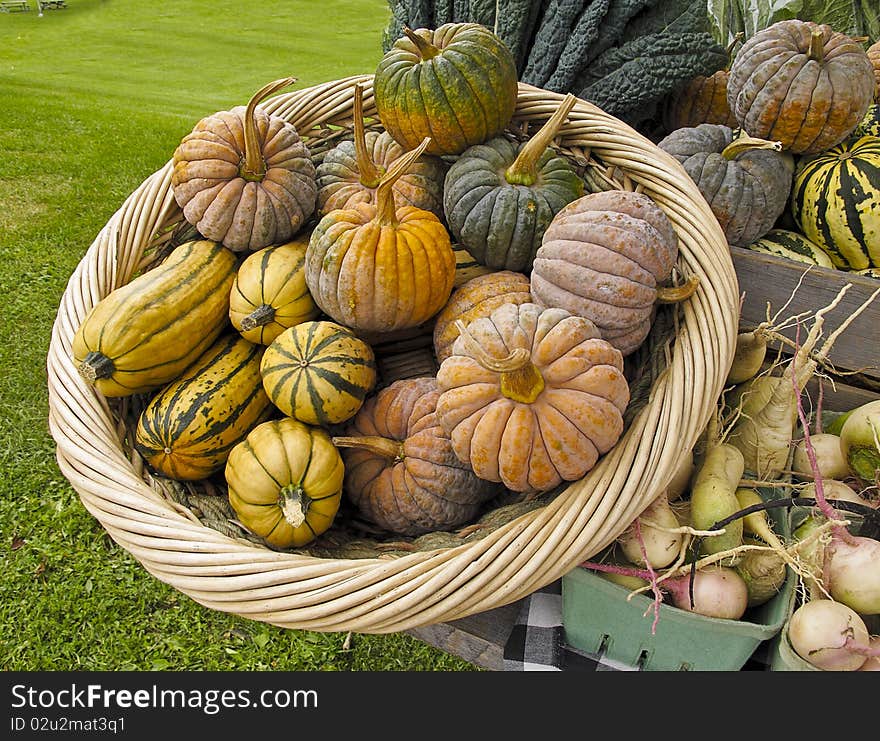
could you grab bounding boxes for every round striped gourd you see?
[333,377,499,536]
[744,229,835,269]
[452,243,493,288]
[530,190,682,356]
[225,417,344,549]
[260,320,377,426]
[374,23,518,156]
[435,302,630,495]
[657,125,794,248]
[315,83,446,220]
[305,139,455,333]
[443,94,584,272]
[71,239,237,397]
[228,234,319,346]
[134,334,272,481]
[791,135,880,270]
[727,20,874,155]
[855,104,880,139]
[171,78,317,252]
[432,270,532,364]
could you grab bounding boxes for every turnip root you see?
[839,400,880,484]
[799,479,875,509]
[735,539,788,607]
[727,329,768,385]
[617,493,683,570]
[787,599,872,671]
[858,636,880,670]
[792,433,849,481]
[825,535,880,615]
[662,565,749,619]
[689,441,744,559]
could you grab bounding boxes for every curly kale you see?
[542,0,611,92]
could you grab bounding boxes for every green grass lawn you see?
[0,0,476,671]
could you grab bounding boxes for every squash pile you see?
[655,19,880,274]
[71,22,698,549]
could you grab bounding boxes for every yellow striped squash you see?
[452,243,494,288]
[744,229,835,269]
[226,417,344,548]
[228,235,320,346]
[855,104,880,139]
[260,320,377,426]
[134,334,273,481]
[71,239,237,397]
[791,136,880,270]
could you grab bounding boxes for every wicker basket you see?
[46,75,739,634]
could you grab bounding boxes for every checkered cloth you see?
[502,579,771,671]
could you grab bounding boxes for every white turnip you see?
[839,400,880,484]
[791,433,849,481]
[825,536,880,615]
[787,599,872,671]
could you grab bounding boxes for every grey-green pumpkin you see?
[442,94,584,272]
[657,124,794,247]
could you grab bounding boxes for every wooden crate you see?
[731,245,880,385]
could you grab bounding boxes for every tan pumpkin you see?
[228,233,320,345]
[432,270,532,364]
[171,77,317,252]
[305,137,456,333]
[334,377,499,536]
[225,417,344,549]
[530,190,685,356]
[435,302,630,495]
[868,40,880,100]
[727,20,874,154]
[315,83,447,219]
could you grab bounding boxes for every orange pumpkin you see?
[305,137,455,333]
[435,302,630,494]
[334,377,499,536]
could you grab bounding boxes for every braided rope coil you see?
[46,77,739,634]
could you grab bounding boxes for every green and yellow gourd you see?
[744,229,835,269]
[443,94,583,271]
[134,334,273,481]
[260,320,377,427]
[71,239,237,397]
[791,135,880,270]
[854,104,880,139]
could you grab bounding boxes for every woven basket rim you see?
[46,75,740,634]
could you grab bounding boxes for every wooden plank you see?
[731,245,880,381]
[405,599,524,670]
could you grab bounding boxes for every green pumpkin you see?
[443,94,583,271]
[374,23,518,156]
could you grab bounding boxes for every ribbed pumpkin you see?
[530,190,683,356]
[171,77,317,252]
[443,94,584,272]
[727,20,874,154]
[315,83,447,220]
[305,138,456,333]
[374,23,518,156]
[433,270,532,364]
[791,135,880,270]
[71,239,237,397]
[260,320,377,426]
[228,234,319,346]
[225,417,344,549]
[744,229,835,269]
[657,125,794,247]
[333,377,499,536]
[435,302,630,495]
[662,34,742,132]
[134,334,272,481]
[869,40,880,100]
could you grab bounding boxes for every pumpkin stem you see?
[656,275,701,304]
[375,136,432,225]
[240,303,276,331]
[454,319,545,403]
[505,93,577,187]
[721,135,782,160]
[403,26,441,60]
[279,484,309,528]
[726,32,744,59]
[332,435,405,461]
[807,28,825,63]
[240,77,296,182]
[352,83,383,189]
[77,351,115,383]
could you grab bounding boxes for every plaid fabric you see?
[502,579,771,671]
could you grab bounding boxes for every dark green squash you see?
[374,22,518,156]
[442,94,583,271]
[657,124,794,248]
